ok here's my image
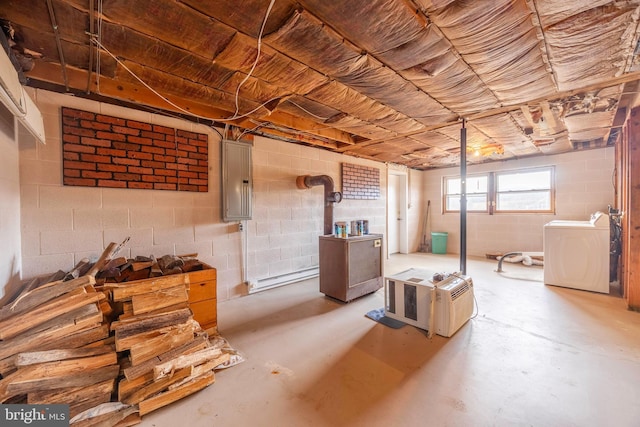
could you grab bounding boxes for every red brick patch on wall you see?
[62,107,208,192]
[341,163,380,200]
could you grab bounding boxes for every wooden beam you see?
[623,106,640,309]
[27,61,351,149]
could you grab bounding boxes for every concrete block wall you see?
[0,103,22,300]
[20,89,232,294]
[248,136,387,291]
[17,89,388,301]
[422,147,615,257]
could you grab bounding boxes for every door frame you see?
[387,166,409,257]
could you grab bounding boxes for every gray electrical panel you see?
[222,139,252,221]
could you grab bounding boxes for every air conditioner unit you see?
[384,268,474,337]
[433,274,474,337]
[0,43,45,144]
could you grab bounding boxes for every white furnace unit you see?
[384,268,474,337]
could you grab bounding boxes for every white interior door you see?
[387,169,409,257]
[388,174,401,254]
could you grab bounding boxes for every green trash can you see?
[431,232,448,254]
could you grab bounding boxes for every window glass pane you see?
[444,175,488,211]
[497,170,551,191]
[446,178,460,194]
[446,195,487,211]
[467,194,488,210]
[497,191,551,211]
[467,176,487,194]
[446,195,460,211]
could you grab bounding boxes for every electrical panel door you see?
[222,140,252,221]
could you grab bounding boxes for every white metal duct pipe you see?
[296,175,342,235]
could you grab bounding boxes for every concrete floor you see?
[140,253,640,427]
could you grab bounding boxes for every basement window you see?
[495,167,554,213]
[444,174,489,213]
[443,166,555,214]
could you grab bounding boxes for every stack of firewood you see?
[0,275,119,417]
[0,241,228,426]
[105,274,229,416]
[99,253,207,284]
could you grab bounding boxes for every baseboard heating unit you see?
[384,268,474,337]
[247,267,319,294]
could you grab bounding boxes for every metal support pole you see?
[460,119,467,275]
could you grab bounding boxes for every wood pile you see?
[0,242,226,426]
[0,274,118,418]
[106,274,229,417]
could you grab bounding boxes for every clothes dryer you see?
[543,212,609,293]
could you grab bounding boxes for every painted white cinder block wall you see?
[10,88,613,301]
[16,89,389,301]
[0,104,22,301]
[421,147,615,257]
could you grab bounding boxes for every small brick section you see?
[62,107,208,192]
[341,163,380,200]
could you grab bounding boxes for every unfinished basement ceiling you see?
[3,0,640,170]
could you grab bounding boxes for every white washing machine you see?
[543,212,610,293]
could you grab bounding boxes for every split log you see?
[157,255,184,273]
[0,275,96,321]
[120,366,193,404]
[107,275,189,302]
[64,258,92,281]
[86,237,130,277]
[0,304,104,362]
[115,315,194,352]
[0,270,65,308]
[70,403,138,427]
[111,307,192,336]
[28,378,116,418]
[103,257,128,271]
[153,347,227,380]
[0,352,118,401]
[138,371,215,416]
[131,261,153,272]
[123,335,208,381]
[6,364,120,397]
[15,345,115,366]
[0,288,102,340]
[86,242,119,277]
[182,258,205,272]
[128,321,197,365]
[131,285,189,316]
[150,255,163,277]
[117,268,151,282]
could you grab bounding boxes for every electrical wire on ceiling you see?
[231,0,276,119]
[238,121,267,140]
[95,0,103,93]
[87,0,280,130]
[287,100,330,121]
[89,37,284,122]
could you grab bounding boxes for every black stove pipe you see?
[296,175,342,235]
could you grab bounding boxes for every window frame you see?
[494,166,555,214]
[442,166,555,215]
[442,173,490,214]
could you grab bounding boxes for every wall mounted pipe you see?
[296,175,342,235]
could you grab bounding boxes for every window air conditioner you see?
[384,268,474,337]
[0,43,45,144]
[433,274,474,337]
